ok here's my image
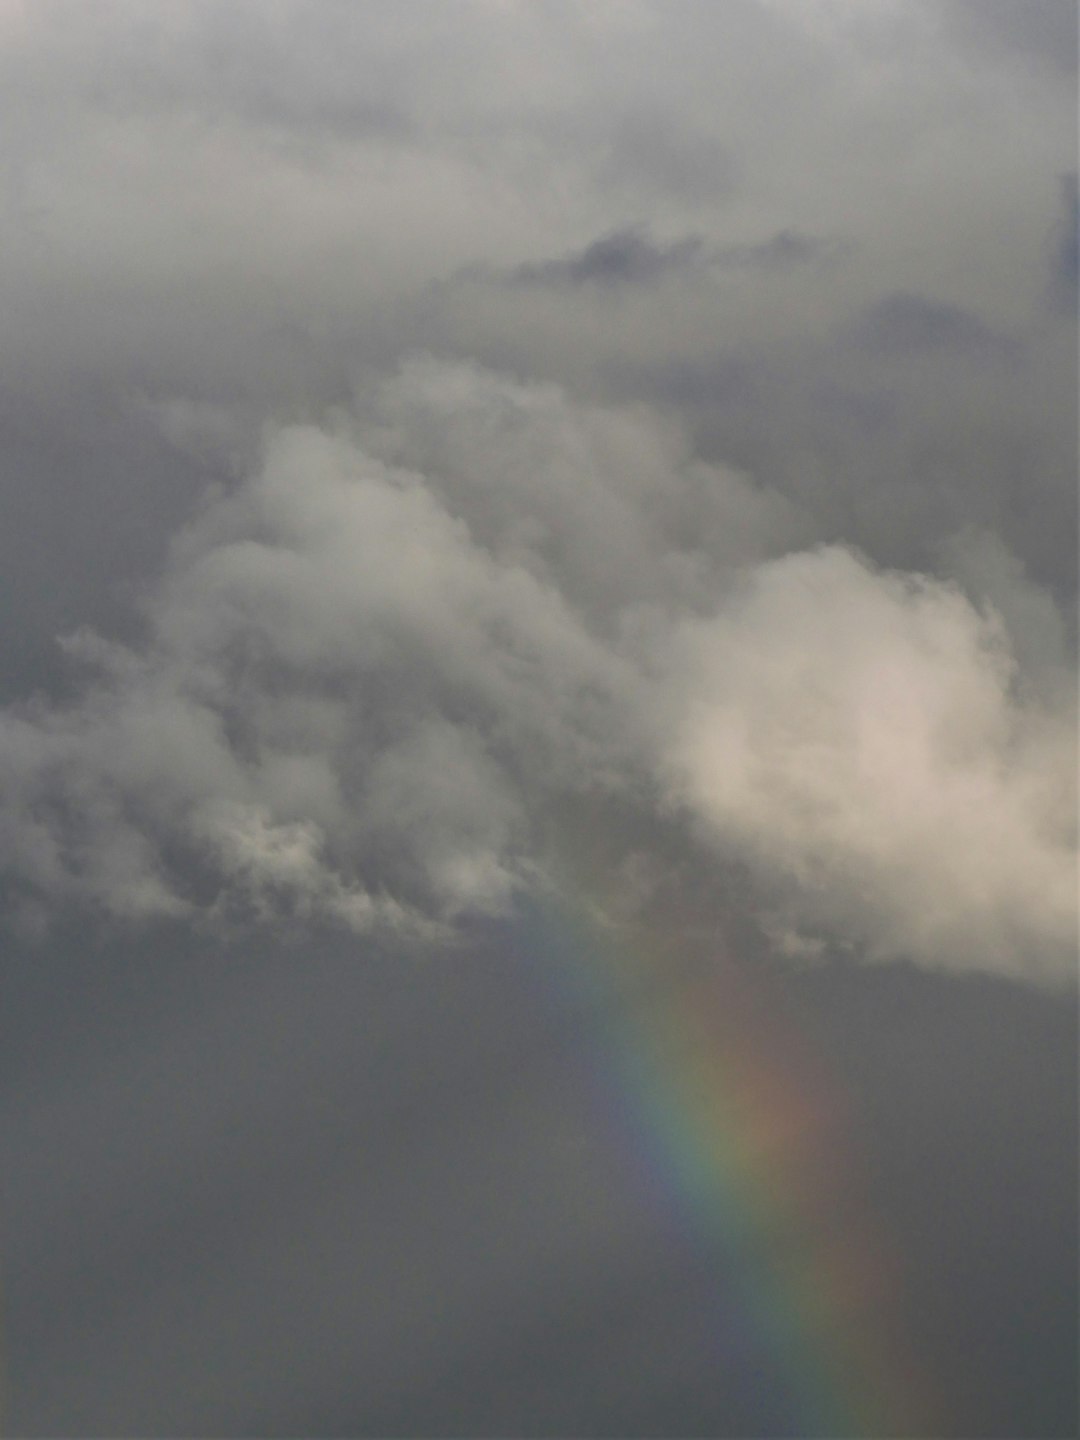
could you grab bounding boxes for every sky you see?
[0,2,1075,1435]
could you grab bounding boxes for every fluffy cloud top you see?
[665,546,1075,980]
[0,362,1073,981]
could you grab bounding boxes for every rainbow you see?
[514,887,939,1438]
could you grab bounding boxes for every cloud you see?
[0,9,1075,1436]
[510,227,709,288]
[713,228,844,271]
[193,799,418,934]
[502,226,839,290]
[851,292,1017,358]
[1049,171,1079,303]
[0,369,654,933]
[0,361,1073,983]
[663,545,1076,980]
[597,111,739,204]
[934,0,1079,79]
[0,3,1073,985]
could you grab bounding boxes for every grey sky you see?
[0,2,1075,1434]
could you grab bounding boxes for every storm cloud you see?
[0,1,1075,1435]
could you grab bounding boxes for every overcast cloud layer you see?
[0,0,1076,982]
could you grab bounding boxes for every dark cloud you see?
[511,227,709,288]
[0,386,215,704]
[608,324,1077,610]
[713,227,844,271]
[851,291,1018,358]
[504,226,838,291]
[936,0,1079,79]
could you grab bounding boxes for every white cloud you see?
[192,798,417,934]
[0,367,651,932]
[663,545,1076,979]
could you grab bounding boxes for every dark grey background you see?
[1,925,1075,1435]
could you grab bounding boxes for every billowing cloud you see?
[663,545,1076,980]
[0,361,1073,982]
[0,375,648,932]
